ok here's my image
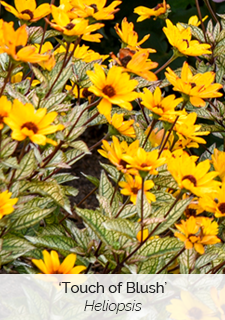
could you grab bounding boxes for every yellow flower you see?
[32,250,86,274]
[0,0,51,23]
[167,153,221,197]
[105,113,136,138]
[165,61,223,107]
[212,148,225,182]
[145,128,165,148]
[49,5,103,42]
[0,96,12,130]
[114,51,158,82]
[0,22,49,64]
[134,0,170,22]
[167,291,219,320]
[175,216,220,254]
[174,112,210,148]
[4,99,64,146]
[122,148,165,174]
[163,19,211,56]
[11,72,23,84]
[68,0,121,21]
[0,190,18,219]
[211,286,225,317]
[140,87,183,121]
[87,64,139,116]
[35,42,56,71]
[98,136,139,174]
[198,182,225,218]
[119,174,155,204]
[114,18,155,52]
[177,15,208,31]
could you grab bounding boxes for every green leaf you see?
[10,207,55,230]
[136,190,152,219]
[133,237,183,261]
[0,137,18,158]
[39,93,67,111]
[81,173,99,187]
[100,163,121,183]
[134,123,151,151]
[48,61,73,93]
[115,203,137,219]
[25,235,77,254]
[54,173,78,184]
[179,248,196,274]
[31,66,48,85]
[189,25,205,42]
[76,208,122,250]
[0,235,35,265]
[15,150,36,180]
[104,218,138,238]
[99,170,119,215]
[152,198,192,235]
[63,219,90,249]
[137,257,163,274]
[153,175,178,190]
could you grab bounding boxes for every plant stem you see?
[114,197,130,218]
[142,119,158,148]
[204,0,220,25]
[0,62,14,97]
[138,99,150,125]
[156,247,185,274]
[195,0,207,42]
[140,177,145,243]
[110,172,123,206]
[154,54,177,75]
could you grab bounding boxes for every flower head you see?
[199,182,225,218]
[0,22,49,64]
[0,190,18,219]
[140,87,183,121]
[32,250,86,274]
[98,136,139,174]
[167,153,221,197]
[175,216,220,254]
[4,99,64,146]
[0,0,51,23]
[105,113,136,138]
[163,19,211,56]
[87,64,139,116]
[69,0,121,21]
[0,96,12,130]
[166,61,223,107]
[212,148,225,182]
[35,42,56,71]
[119,174,155,204]
[134,0,170,22]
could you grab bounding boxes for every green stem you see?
[154,54,177,75]
[195,0,207,42]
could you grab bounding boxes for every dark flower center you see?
[188,307,203,319]
[190,82,197,88]
[90,4,98,13]
[21,122,38,134]
[154,3,163,10]
[119,160,127,168]
[141,163,148,168]
[131,187,139,194]
[82,88,92,98]
[182,175,197,187]
[0,115,3,123]
[218,202,225,214]
[120,55,132,67]
[15,45,24,53]
[102,85,116,97]
[65,23,75,30]
[21,9,34,20]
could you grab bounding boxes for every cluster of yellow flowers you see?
[0,0,224,274]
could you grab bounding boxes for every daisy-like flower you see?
[198,182,225,218]
[122,148,165,175]
[68,0,121,21]
[119,174,155,204]
[32,250,86,274]
[86,64,139,116]
[48,5,103,42]
[134,0,170,22]
[140,87,184,121]
[167,291,219,320]
[112,50,158,82]
[174,112,210,148]
[114,18,155,53]
[105,113,136,138]
[4,99,64,146]
[0,190,18,219]
[163,19,211,57]
[35,42,56,71]
[0,96,12,130]
[165,61,223,107]
[212,148,225,182]
[0,0,51,23]
[175,216,220,254]
[0,22,49,64]
[167,153,221,197]
[98,136,139,174]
